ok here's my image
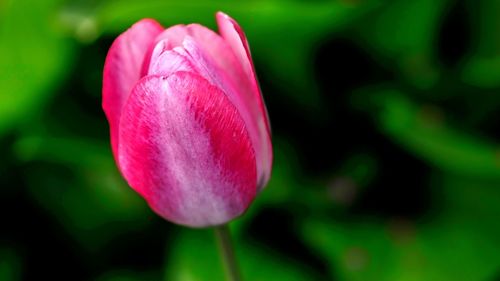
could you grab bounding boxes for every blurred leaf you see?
[248,138,324,206]
[0,248,21,281]
[14,136,151,252]
[461,56,500,88]
[302,218,397,281]
[92,0,380,116]
[95,270,161,281]
[165,227,317,281]
[465,0,500,57]
[14,136,110,167]
[435,172,500,225]
[302,214,500,281]
[355,0,449,88]
[231,139,377,235]
[461,0,500,88]
[336,153,377,189]
[0,0,74,135]
[426,172,500,281]
[232,138,334,235]
[355,88,500,180]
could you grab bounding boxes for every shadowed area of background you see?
[0,0,499,280]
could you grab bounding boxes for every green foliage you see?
[0,0,74,135]
[14,136,152,251]
[461,0,500,88]
[354,88,500,180]
[0,248,21,281]
[165,228,316,281]
[354,0,449,88]
[302,172,500,281]
[1,0,499,280]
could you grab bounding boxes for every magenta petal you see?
[147,41,196,76]
[171,36,270,188]
[117,73,257,227]
[215,12,273,189]
[153,24,189,48]
[185,24,245,85]
[102,19,163,159]
[215,12,255,90]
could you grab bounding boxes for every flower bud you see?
[102,12,272,227]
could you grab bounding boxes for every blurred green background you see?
[1,0,499,280]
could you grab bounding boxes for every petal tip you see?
[215,11,229,19]
[132,18,164,30]
[215,11,240,30]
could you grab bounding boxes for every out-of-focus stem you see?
[214,224,242,281]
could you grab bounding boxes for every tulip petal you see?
[147,41,196,76]
[151,23,246,89]
[118,72,257,227]
[153,35,271,189]
[153,24,189,47]
[215,12,273,188]
[102,19,163,159]
[215,12,256,94]
[185,24,249,89]
[215,12,268,120]
[149,22,273,187]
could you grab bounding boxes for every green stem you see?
[214,224,242,281]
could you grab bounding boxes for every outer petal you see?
[148,35,271,189]
[118,72,257,227]
[102,19,163,159]
[185,23,249,92]
[215,12,258,98]
[216,12,273,189]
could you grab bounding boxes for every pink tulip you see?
[102,12,272,227]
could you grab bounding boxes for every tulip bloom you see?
[102,12,272,227]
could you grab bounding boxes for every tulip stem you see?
[214,224,242,281]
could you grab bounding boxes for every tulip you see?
[102,12,272,227]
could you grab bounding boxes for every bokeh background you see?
[1,0,500,280]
